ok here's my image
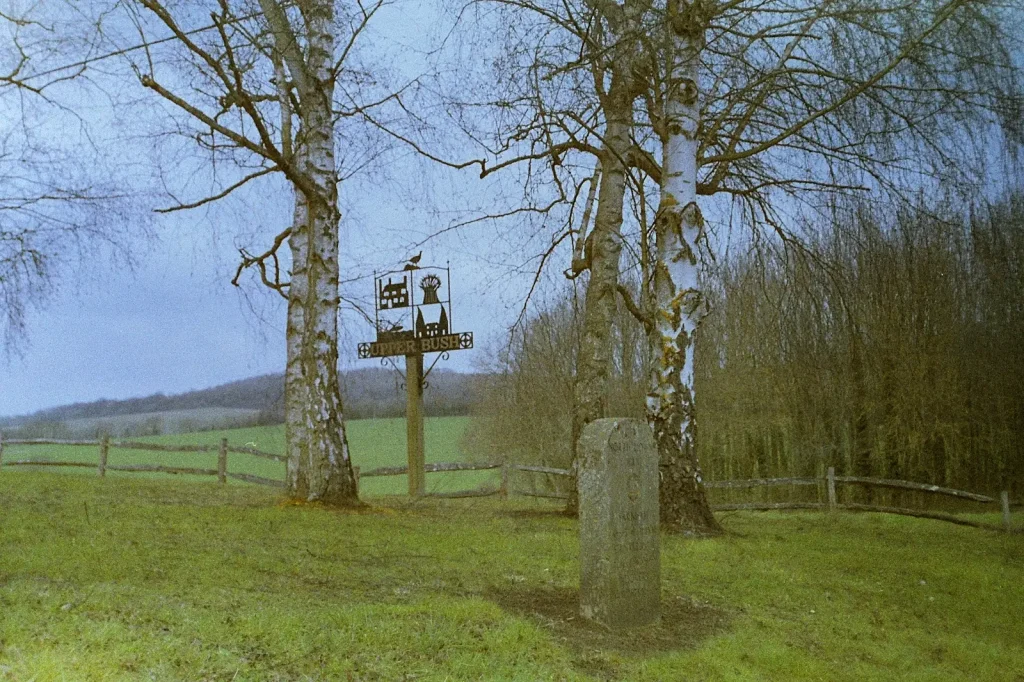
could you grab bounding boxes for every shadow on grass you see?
[487,586,729,677]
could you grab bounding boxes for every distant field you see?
[3,407,263,438]
[0,416,492,496]
[64,407,262,436]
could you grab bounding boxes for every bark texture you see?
[569,54,637,514]
[269,0,359,505]
[648,0,721,535]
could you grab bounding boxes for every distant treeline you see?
[2,368,483,438]
[468,193,1024,497]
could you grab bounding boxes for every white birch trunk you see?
[647,1,721,533]
[271,0,358,505]
[285,192,309,495]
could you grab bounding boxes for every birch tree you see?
[566,2,650,513]
[425,0,1019,532]
[414,0,664,514]
[641,0,1020,530]
[644,1,720,532]
[121,0,394,504]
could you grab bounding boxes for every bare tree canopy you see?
[408,0,1023,531]
[0,7,144,352]
[109,0,407,504]
[472,189,1024,502]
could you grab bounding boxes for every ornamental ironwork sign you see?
[357,260,474,359]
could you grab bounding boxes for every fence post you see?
[500,460,509,499]
[0,430,4,469]
[827,467,836,511]
[99,435,109,478]
[218,438,228,485]
[1002,491,1011,532]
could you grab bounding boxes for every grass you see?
[1,417,494,496]
[1,471,1022,681]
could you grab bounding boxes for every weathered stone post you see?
[578,418,660,628]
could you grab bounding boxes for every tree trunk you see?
[285,193,310,497]
[648,2,721,535]
[271,0,359,505]
[568,70,635,515]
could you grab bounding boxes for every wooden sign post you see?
[358,261,473,497]
[406,351,426,497]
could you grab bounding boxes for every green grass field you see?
[1,417,495,496]
[0,472,1022,681]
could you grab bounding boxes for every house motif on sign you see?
[378,276,409,309]
[416,306,449,339]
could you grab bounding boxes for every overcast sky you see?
[0,1,554,417]
[0,185,524,417]
[7,2,1017,418]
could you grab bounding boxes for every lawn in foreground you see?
[1,472,1022,681]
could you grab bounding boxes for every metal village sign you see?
[357,260,473,496]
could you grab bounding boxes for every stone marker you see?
[578,418,660,628]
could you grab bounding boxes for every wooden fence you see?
[0,434,286,488]
[358,461,1016,533]
[351,461,576,500]
[1,434,1016,532]
[705,467,1016,532]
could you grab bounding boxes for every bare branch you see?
[231,227,292,298]
[616,282,651,334]
[257,0,310,96]
[154,167,277,213]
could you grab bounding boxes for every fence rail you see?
[227,472,285,488]
[475,463,1017,532]
[225,446,287,462]
[0,434,284,488]
[3,439,101,446]
[833,475,996,503]
[1,434,1016,531]
[705,477,819,490]
[3,459,96,468]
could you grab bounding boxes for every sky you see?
[0,1,546,417]
[0,180,518,417]
[5,1,1019,418]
